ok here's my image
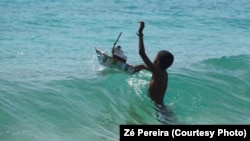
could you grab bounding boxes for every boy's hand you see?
[138,21,145,33]
[134,64,144,72]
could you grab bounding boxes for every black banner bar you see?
[120,125,250,141]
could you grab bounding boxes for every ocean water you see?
[1,0,250,140]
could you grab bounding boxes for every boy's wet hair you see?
[156,50,174,70]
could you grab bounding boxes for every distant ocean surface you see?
[1,0,250,140]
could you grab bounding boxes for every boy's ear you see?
[154,59,160,65]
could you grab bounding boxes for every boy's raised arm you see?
[137,21,157,72]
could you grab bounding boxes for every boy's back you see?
[148,69,168,106]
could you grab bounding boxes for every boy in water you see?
[134,21,174,108]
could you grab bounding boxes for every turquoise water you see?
[1,0,250,140]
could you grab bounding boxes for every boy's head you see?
[154,50,174,70]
